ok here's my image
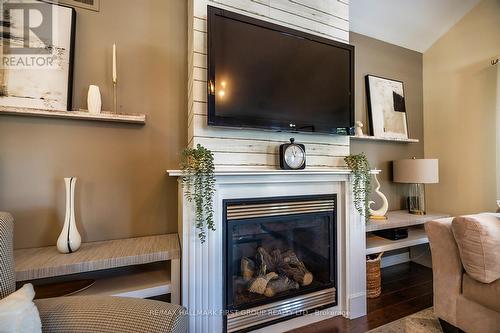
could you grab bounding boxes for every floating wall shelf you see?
[0,106,146,125]
[350,135,419,143]
[14,234,179,281]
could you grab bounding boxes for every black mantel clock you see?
[279,138,306,170]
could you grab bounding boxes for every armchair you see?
[426,214,500,333]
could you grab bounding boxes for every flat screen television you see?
[207,6,355,135]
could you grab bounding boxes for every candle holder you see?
[113,81,117,113]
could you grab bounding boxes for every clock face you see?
[284,145,305,169]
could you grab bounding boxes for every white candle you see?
[112,43,117,84]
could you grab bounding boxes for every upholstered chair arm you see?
[425,218,463,326]
[34,296,187,333]
[0,212,16,300]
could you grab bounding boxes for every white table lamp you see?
[393,158,439,215]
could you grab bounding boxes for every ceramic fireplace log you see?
[277,263,313,287]
[264,276,299,297]
[281,250,303,266]
[256,247,277,272]
[281,250,314,286]
[248,272,277,294]
[253,247,314,287]
[241,257,256,282]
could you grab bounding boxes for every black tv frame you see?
[207,5,355,135]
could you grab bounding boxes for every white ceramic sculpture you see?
[368,169,389,219]
[355,121,364,136]
[57,177,82,254]
[87,85,102,114]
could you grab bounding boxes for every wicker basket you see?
[366,252,384,298]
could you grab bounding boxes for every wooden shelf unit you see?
[350,135,419,143]
[365,211,450,255]
[0,106,146,124]
[366,211,450,232]
[14,234,180,302]
[366,226,428,255]
[76,263,172,299]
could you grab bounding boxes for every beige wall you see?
[497,61,500,203]
[0,2,431,248]
[423,0,500,215]
[350,32,424,210]
[0,0,187,249]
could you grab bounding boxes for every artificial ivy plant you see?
[344,153,372,222]
[181,144,216,243]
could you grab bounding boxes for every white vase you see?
[87,85,102,114]
[57,177,82,254]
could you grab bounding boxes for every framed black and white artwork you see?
[0,1,76,111]
[365,75,409,139]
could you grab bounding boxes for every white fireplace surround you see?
[168,168,367,333]
[180,1,363,331]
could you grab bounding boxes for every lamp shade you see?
[393,159,439,184]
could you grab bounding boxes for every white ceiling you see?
[349,0,480,53]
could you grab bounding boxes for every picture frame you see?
[365,75,409,139]
[45,0,99,12]
[0,1,76,111]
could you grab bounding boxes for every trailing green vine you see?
[344,153,372,222]
[181,144,216,243]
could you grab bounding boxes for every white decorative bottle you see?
[87,85,102,114]
[368,169,389,219]
[355,121,364,136]
[57,177,82,254]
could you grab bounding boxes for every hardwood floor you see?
[287,262,433,333]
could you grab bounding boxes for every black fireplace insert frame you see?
[222,194,338,329]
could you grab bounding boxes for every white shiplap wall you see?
[188,0,350,168]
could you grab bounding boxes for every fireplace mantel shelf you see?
[167,168,351,177]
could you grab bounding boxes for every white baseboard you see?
[381,252,410,268]
[348,292,367,319]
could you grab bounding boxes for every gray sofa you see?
[0,212,187,333]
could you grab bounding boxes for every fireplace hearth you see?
[224,195,337,332]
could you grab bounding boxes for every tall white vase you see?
[57,177,82,254]
[87,85,102,114]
